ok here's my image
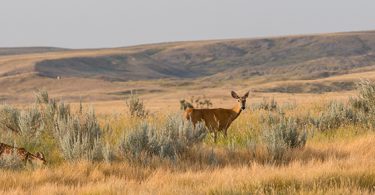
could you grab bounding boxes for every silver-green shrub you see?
[311,80,375,131]
[53,107,102,161]
[310,101,358,131]
[34,89,49,104]
[0,105,20,134]
[102,142,115,163]
[0,90,108,163]
[0,149,25,170]
[251,97,278,111]
[33,90,104,161]
[125,93,148,118]
[119,114,206,161]
[18,106,43,137]
[262,113,307,162]
[348,79,375,127]
[17,106,45,150]
[350,79,375,113]
[0,104,45,150]
[188,95,213,109]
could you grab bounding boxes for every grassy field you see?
[1,83,375,194]
[1,30,375,194]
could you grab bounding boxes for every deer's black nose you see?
[241,107,245,110]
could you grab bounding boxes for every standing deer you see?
[184,91,249,142]
[0,143,46,166]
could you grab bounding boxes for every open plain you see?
[1,31,375,194]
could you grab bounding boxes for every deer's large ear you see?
[231,91,240,99]
[36,152,45,160]
[243,91,250,98]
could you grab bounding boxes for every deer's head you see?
[30,152,47,166]
[231,91,249,110]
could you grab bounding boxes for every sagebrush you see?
[119,114,206,161]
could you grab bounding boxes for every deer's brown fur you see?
[0,143,46,166]
[184,91,249,142]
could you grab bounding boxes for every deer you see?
[0,143,46,166]
[184,91,249,142]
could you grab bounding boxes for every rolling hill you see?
[1,30,375,103]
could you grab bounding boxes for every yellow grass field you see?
[1,89,375,194]
[1,134,374,194]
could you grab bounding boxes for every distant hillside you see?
[0,47,67,56]
[34,31,375,82]
[1,30,375,103]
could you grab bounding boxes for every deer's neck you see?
[231,103,242,119]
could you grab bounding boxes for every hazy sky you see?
[1,0,374,48]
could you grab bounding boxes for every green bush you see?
[189,95,213,109]
[0,90,105,162]
[119,114,206,161]
[350,79,375,113]
[18,106,43,137]
[179,99,194,110]
[125,93,148,118]
[0,104,45,151]
[102,142,115,163]
[53,107,103,161]
[262,113,307,163]
[310,101,358,131]
[0,149,25,170]
[33,90,104,162]
[252,97,278,111]
[309,80,375,131]
[0,105,20,134]
[34,89,49,104]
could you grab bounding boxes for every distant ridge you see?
[1,30,375,103]
[33,30,375,82]
[0,47,67,56]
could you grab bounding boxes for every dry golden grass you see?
[66,89,354,115]
[1,94,375,194]
[0,133,374,194]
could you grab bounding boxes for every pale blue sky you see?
[1,0,374,48]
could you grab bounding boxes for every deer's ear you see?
[36,152,45,159]
[231,91,240,99]
[243,91,250,98]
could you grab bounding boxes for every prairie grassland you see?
[1,87,375,194]
[0,133,374,194]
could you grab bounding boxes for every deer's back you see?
[185,108,235,130]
